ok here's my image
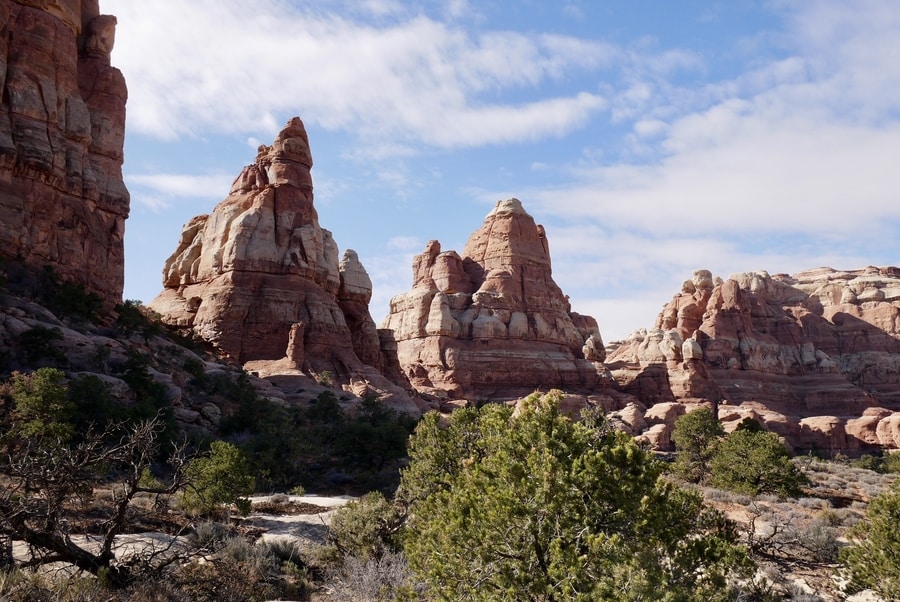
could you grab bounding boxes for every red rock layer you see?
[0,0,128,306]
[381,198,609,400]
[151,119,377,370]
[607,267,900,452]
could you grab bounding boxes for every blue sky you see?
[106,0,900,342]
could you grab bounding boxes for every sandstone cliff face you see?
[607,267,900,452]
[381,198,610,400]
[149,118,417,411]
[0,0,128,306]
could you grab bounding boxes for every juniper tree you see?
[401,392,749,601]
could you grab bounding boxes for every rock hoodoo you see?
[381,198,609,400]
[150,117,411,410]
[0,0,129,306]
[607,266,900,452]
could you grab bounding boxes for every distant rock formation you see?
[607,267,900,452]
[0,0,129,306]
[150,117,418,413]
[381,198,610,400]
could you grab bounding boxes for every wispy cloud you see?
[106,0,663,153]
[127,173,235,199]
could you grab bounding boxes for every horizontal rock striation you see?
[607,267,900,452]
[0,0,128,306]
[381,198,610,400]
[150,118,417,413]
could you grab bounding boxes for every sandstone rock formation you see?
[381,198,610,400]
[607,267,900,452]
[0,0,128,306]
[150,117,418,413]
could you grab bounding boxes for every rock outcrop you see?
[0,0,128,306]
[607,267,900,452]
[150,117,418,413]
[381,198,610,400]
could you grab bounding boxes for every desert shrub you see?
[882,451,900,474]
[115,299,164,340]
[7,367,73,441]
[841,481,900,599]
[174,548,277,602]
[261,539,314,598]
[671,406,723,482]
[0,569,107,601]
[34,266,103,324]
[817,508,844,527]
[179,535,313,601]
[316,370,333,386]
[16,325,66,365]
[402,391,750,601]
[67,372,116,432]
[190,520,237,553]
[710,428,808,498]
[226,388,415,493]
[327,550,422,602]
[796,519,839,563]
[849,453,881,472]
[334,396,417,472]
[118,350,176,445]
[329,491,404,561]
[183,356,207,382]
[797,496,829,509]
[261,538,304,567]
[182,440,255,516]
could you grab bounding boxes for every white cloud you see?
[358,0,404,18]
[105,0,643,152]
[387,236,425,251]
[519,0,900,238]
[367,250,419,323]
[132,195,172,213]
[126,173,235,199]
[633,119,667,138]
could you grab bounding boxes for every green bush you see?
[35,266,102,323]
[335,397,417,471]
[329,491,403,561]
[710,429,808,498]
[115,299,164,340]
[8,368,73,442]
[182,441,255,516]
[847,451,900,474]
[671,406,723,482]
[402,391,749,601]
[883,452,900,474]
[225,388,415,493]
[67,373,115,433]
[16,326,66,365]
[118,350,176,446]
[841,481,900,599]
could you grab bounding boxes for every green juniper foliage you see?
[841,480,900,599]
[709,427,807,498]
[671,406,723,482]
[182,440,255,515]
[401,391,749,601]
[8,367,74,442]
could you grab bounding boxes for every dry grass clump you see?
[800,457,897,503]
